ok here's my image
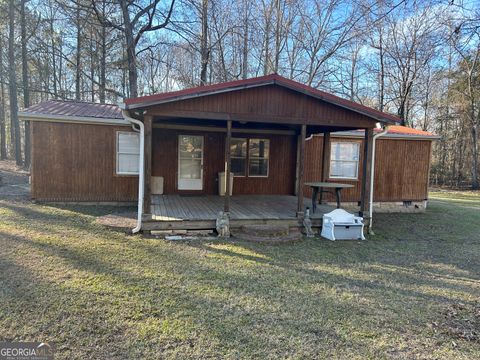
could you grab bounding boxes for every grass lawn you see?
[0,192,479,359]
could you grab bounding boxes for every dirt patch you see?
[95,211,137,231]
[0,160,30,200]
[432,302,480,345]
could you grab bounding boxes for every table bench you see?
[304,182,354,213]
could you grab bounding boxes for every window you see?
[231,138,247,176]
[248,139,269,177]
[230,138,270,177]
[329,142,360,179]
[116,132,140,175]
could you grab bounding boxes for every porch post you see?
[296,124,306,216]
[143,115,153,214]
[321,132,330,182]
[360,128,374,221]
[224,119,232,213]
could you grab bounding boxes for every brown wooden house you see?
[19,75,437,233]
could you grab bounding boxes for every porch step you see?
[232,224,303,244]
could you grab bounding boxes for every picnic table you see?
[304,182,354,213]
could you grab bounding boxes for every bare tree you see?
[0,32,6,160]
[8,0,22,165]
[91,0,176,97]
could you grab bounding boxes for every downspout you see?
[121,110,144,234]
[368,124,389,235]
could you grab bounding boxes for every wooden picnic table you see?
[304,182,354,213]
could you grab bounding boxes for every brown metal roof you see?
[21,100,123,119]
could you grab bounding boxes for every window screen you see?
[329,142,360,179]
[117,132,140,175]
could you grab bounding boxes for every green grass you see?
[0,193,479,359]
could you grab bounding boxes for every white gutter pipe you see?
[121,110,144,234]
[368,124,389,235]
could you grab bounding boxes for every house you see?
[18,74,437,234]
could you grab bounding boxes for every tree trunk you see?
[0,58,6,160]
[273,0,281,74]
[9,0,22,166]
[99,4,107,103]
[378,32,385,112]
[75,4,82,101]
[200,0,209,86]
[21,0,31,168]
[0,24,7,160]
[49,4,58,98]
[471,125,479,189]
[119,0,138,97]
[242,0,249,79]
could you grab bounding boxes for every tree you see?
[91,0,176,97]
[8,0,22,165]
[21,0,31,167]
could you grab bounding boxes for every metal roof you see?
[20,100,123,119]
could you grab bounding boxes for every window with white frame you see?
[329,142,360,179]
[116,131,140,175]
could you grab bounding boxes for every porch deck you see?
[143,195,335,231]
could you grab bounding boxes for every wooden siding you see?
[148,85,377,129]
[31,121,138,201]
[304,136,432,202]
[152,128,296,195]
[30,121,432,203]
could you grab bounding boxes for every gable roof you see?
[18,99,435,139]
[122,74,401,124]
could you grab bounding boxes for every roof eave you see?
[324,131,440,140]
[18,112,129,126]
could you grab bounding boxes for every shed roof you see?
[123,74,401,124]
[21,100,123,119]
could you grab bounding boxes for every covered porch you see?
[120,74,398,233]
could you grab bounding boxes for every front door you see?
[178,135,204,190]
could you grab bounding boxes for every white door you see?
[178,135,204,190]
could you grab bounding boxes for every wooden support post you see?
[360,128,374,219]
[321,132,330,182]
[143,115,153,215]
[224,119,232,213]
[296,124,306,217]
[319,132,330,205]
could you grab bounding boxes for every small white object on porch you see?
[321,209,365,241]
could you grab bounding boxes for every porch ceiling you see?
[151,117,365,136]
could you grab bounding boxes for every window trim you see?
[329,141,360,180]
[116,131,140,176]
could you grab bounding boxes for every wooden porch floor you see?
[149,195,334,221]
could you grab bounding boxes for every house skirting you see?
[326,201,428,213]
